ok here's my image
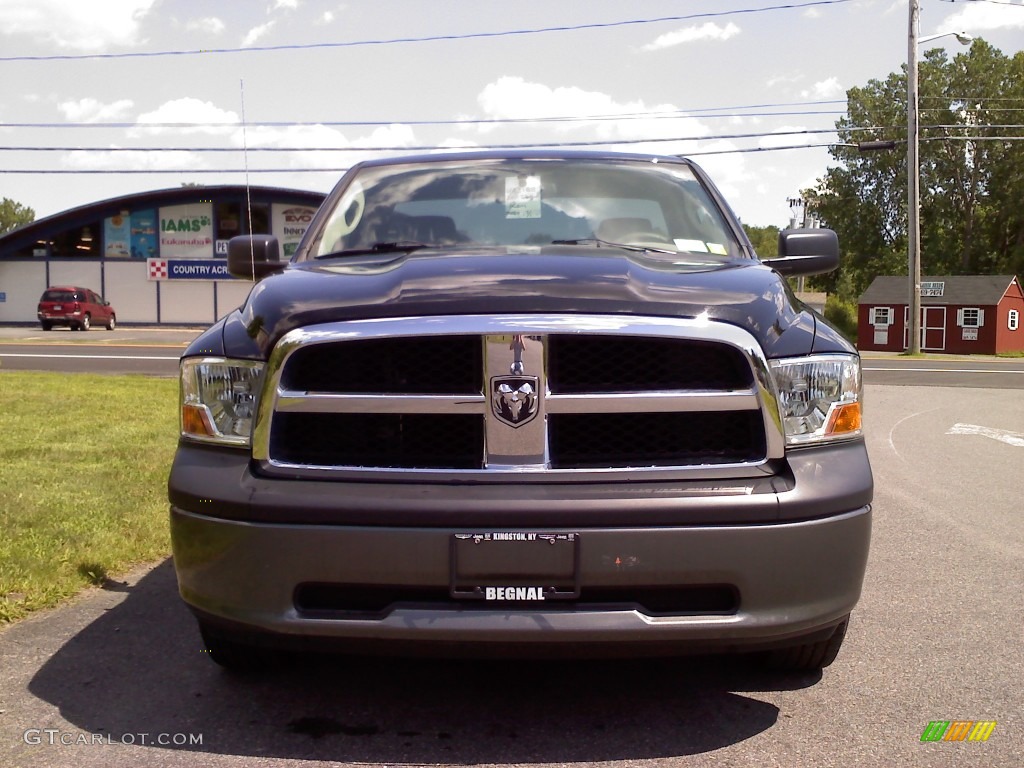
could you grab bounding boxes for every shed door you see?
[922,307,946,351]
[903,306,947,350]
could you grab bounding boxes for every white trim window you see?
[957,307,985,328]
[1010,309,1020,332]
[868,307,894,326]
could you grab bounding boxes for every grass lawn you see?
[0,372,178,623]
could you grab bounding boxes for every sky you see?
[1,0,1023,228]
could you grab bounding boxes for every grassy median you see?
[0,372,178,623]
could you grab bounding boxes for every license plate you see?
[450,532,579,601]
[53,305,62,311]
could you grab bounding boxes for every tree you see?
[742,224,779,258]
[807,40,1024,299]
[0,197,35,235]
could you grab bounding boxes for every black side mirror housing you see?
[227,235,285,280]
[763,228,840,277]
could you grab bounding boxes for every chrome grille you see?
[253,314,784,480]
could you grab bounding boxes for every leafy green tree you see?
[808,40,1024,299]
[0,197,35,235]
[742,224,779,258]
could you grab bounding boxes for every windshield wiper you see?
[550,238,677,255]
[316,241,436,259]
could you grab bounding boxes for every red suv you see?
[37,286,116,331]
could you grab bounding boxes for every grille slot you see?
[282,336,482,394]
[271,413,484,469]
[548,411,766,469]
[548,335,752,393]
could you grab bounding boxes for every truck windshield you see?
[311,159,744,260]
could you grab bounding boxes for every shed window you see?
[957,308,984,328]
[1010,310,1020,332]
[869,307,893,326]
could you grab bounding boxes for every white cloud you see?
[759,126,814,150]
[0,0,156,50]
[642,22,740,52]
[766,73,803,89]
[466,76,725,161]
[59,98,134,123]
[242,21,275,46]
[940,2,1024,33]
[186,17,225,35]
[801,77,844,100]
[272,0,299,10]
[132,98,238,136]
[235,122,419,170]
[63,148,206,172]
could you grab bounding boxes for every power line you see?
[0,0,857,63]
[0,128,855,156]
[0,140,861,174]
[0,101,850,131]
[18,124,1024,153]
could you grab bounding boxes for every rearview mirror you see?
[227,235,285,280]
[763,229,840,277]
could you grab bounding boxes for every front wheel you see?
[106,315,116,331]
[763,619,848,672]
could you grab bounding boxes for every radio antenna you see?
[240,79,255,280]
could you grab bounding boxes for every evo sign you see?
[147,258,235,281]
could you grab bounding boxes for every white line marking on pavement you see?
[863,367,1024,374]
[947,423,1024,448]
[0,353,178,361]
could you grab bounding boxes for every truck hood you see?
[200,248,852,359]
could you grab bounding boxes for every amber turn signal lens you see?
[182,403,216,437]
[826,402,862,436]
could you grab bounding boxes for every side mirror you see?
[227,235,285,280]
[763,228,840,277]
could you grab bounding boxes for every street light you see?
[907,0,972,354]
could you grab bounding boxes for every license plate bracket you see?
[450,532,580,601]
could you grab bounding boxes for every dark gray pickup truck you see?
[169,150,872,672]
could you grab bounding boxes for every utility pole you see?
[907,0,922,354]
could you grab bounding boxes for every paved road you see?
[0,327,199,376]
[863,356,1024,389]
[1,383,1020,767]
[2,325,1024,388]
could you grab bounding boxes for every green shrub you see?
[824,295,859,344]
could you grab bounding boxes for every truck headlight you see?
[769,354,862,445]
[180,358,264,446]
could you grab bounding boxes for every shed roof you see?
[859,275,1021,306]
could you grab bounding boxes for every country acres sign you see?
[147,258,234,281]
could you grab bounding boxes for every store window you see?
[1010,310,1020,332]
[47,222,102,257]
[215,201,270,255]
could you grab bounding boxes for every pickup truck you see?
[168,150,872,672]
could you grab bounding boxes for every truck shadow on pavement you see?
[28,559,818,764]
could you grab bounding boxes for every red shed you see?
[857,275,1024,354]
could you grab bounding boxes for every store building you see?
[858,274,1024,354]
[0,185,325,326]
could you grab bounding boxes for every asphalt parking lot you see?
[1,377,1021,767]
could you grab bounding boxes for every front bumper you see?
[169,441,872,654]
